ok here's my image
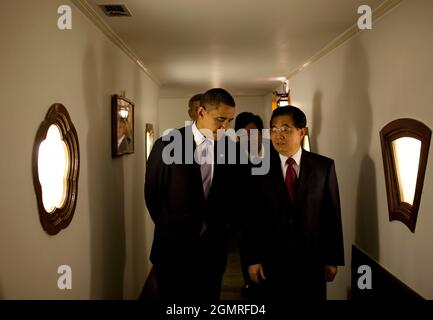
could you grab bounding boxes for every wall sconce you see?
[273,80,291,109]
[145,123,155,160]
[32,104,80,235]
[272,80,312,151]
[380,118,431,232]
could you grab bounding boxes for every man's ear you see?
[188,108,193,119]
[300,127,307,139]
[197,106,206,119]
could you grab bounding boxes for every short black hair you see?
[201,88,236,110]
[235,112,264,131]
[188,93,203,109]
[270,105,307,129]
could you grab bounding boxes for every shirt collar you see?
[192,122,205,145]
[192,122,214,147]
[279,146,302,166]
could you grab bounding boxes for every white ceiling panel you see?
[87,0,385,96]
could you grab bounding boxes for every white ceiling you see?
[87,0,384,97]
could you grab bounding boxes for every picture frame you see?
[112,95,134,157]
[145,123,155,160]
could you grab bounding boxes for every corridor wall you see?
[0,0,159,299]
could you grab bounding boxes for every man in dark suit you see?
[245,105,344,300]
[145,88,236,302]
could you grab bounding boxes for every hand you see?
[248,263,266,284]
[325,265,338,282]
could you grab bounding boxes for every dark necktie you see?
[285,157,297,205]
[199,139,212,235]
[200,139,212,199]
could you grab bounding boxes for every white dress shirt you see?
[192,122,214,181]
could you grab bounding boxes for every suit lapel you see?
[209,136,228,198]
[268,147,291,211]
[295,150,311,209]
[183,126,206,201]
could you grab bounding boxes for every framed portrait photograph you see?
[112,95,134,157]
[145,123,155,160]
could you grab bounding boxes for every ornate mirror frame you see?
[32,104,80,235]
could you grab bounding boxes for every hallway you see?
[1,0,433,300]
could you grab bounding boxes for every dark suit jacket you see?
[145,126,236,272]
[244,146,344,298]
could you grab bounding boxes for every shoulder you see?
[156,126,189,145]
[302,150,335,169]
[304,150,333,163]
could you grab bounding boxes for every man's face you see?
[270,115,305,157]
[197,103,236,140]
[188,100,201,121]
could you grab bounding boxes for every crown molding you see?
[71,0,161,86]
[273,0,403,94]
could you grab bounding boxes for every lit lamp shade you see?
[391,137,421,205]
[277,94,289,107]
[38,124,70,213]
[380,118,431,232]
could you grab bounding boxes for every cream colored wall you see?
[234,96,266,125]
[158,97,192,134]
[263,92,274,128]
[284,0,433,299]
[158,95,265,134]
[0,0,158,299]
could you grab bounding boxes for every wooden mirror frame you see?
[32,104,80,235]
[380,118,431,232]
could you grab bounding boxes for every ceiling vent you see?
[99,4,132,17]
